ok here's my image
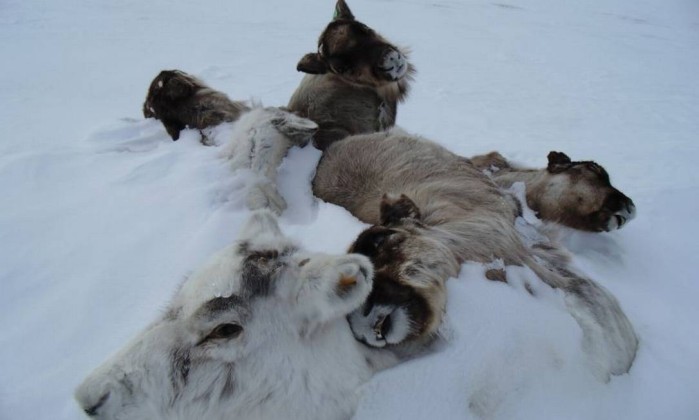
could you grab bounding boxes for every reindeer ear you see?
[271,111,319,146]
[380,194,421,226]
[547,151,572,173]
[333,0,355,21]
[297,53,329,74]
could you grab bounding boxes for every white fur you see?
[349,305,412,347]
[75,211,396,420]
[219,107,318,215]
[380,49,408,81]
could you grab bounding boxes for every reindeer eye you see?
[207,323,243,340]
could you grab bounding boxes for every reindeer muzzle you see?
[377,49,408,81]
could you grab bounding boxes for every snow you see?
[1,0,698,419]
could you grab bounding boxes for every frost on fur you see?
[143,70,318,216]
[75,211,396,420]
[219,107,317,215]
[316,131,638,379]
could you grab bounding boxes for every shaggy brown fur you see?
[471,151,636,232]
[287,0,415,150]
[314,131,638,381]
[347,194,453,355]
[143,70,249,141]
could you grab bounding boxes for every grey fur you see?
[288,0,415,150]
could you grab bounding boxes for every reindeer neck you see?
[490,168,546,190]
[489,168,552,215]
[376,81,408,106]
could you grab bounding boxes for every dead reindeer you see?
[143,70,250,142]
[470,151,636,232]
[313,131,638,382]
[288,0,415,150]
[75,211,398,420]
[142,69,318,215]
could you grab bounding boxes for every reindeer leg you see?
[530,258,639,382]
[562,277,638,381]
[246,180,287,215]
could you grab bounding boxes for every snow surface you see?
[1,0,698,419]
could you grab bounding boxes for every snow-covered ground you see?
[1,0,698,418]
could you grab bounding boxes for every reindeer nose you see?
[625,201,636,221]
[373,312,393,341]
[349,302,411,348]
[378,49,408,81]
[80,392,110,417]
[607,197,636,231]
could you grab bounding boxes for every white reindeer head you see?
[75,211,376,420]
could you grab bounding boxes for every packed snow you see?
[1,0,698,419]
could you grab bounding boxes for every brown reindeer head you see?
[296,0,415,90]
[347,194,455,352]
[143,70,208,140]
[143,70,199,116]
[143,70,248,141]
[531,151,636,232]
